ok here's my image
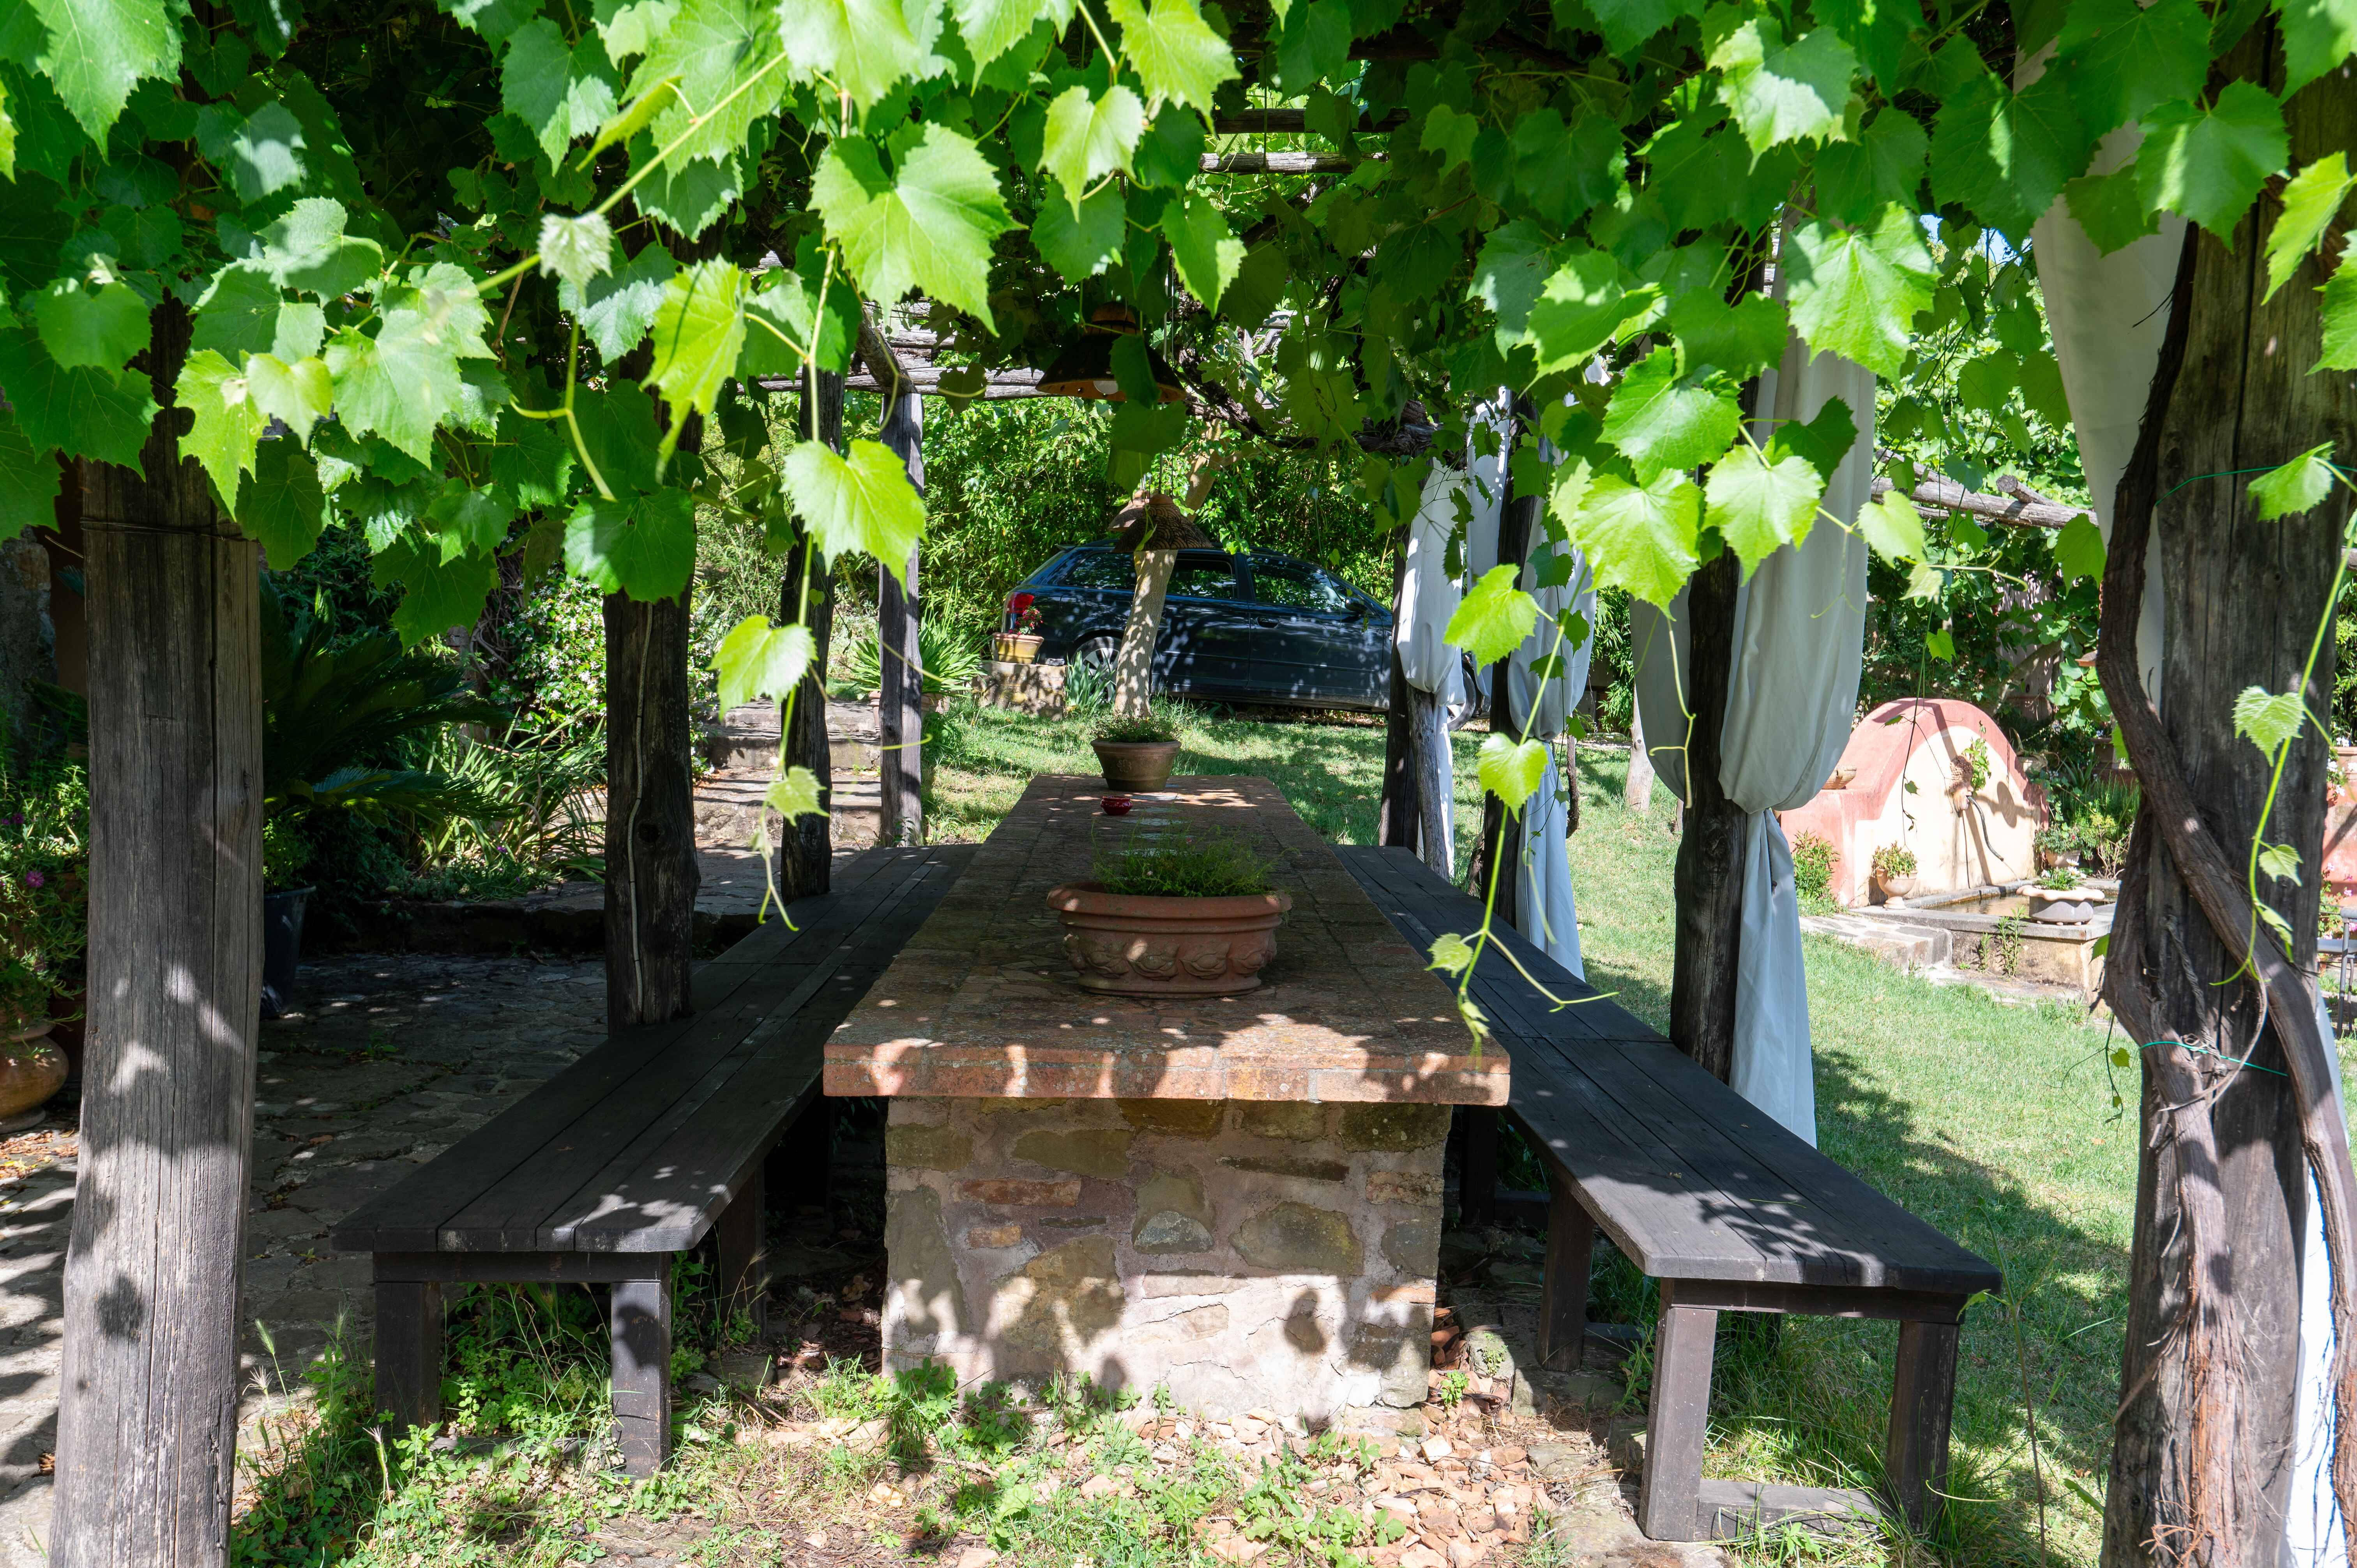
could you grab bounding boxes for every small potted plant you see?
[1870,842,1918,903]
[1047,835,1292,996]
[2035,822,2082,872]
[2027,865,2104,923]
[0,860,80,1132]
[993,604,1045,664]
[1092,710,1182,793]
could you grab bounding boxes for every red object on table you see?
[1101,795,1132,815]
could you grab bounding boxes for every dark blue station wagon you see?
[1007,546,1393,710]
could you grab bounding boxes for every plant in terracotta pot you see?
[1047,835,1291,996]
[1091,709,1182,793]
[2034,822,2083,872]
[0,743,86,1130]
[1870,842,1918,903]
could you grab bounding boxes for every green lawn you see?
[932,700,2131,1566]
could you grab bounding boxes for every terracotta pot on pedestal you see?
[1046,883,1293,996]
[1875,873,1917,904]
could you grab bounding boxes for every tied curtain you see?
[1631,322,1876,1146]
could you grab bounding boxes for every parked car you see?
[1005,545,1392,710]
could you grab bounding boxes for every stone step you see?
[1800,912,1952,971]
[694,772,883,852]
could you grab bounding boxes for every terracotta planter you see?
[1875,872,1917,903]
[994,633,1044,664]
[1822,765,1857,792]
[1093,739,1180,793]
[1046,881,1293,996]
[0,1020,67,1130]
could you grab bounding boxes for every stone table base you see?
[882,1094,1447,1423]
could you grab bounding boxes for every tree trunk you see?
[603,584,699,1033]
[54,299,264,1568]
[1113,549,1175,719]
[1669,549,1746,1082]
[776,367,842,899]
[1625,701,1655,814]
[2100,42,2357,1561]
[1467,435,1537,920]
[1379,538,1420,851]
[878,389,923,847]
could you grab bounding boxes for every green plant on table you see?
[1094,833,1273,899]
[1092,709,1179,745]
[1870,843,1918,881]
[2035,867,2084,891]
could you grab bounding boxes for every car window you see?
[1251,558,1354,614]
[1167,556,1240,600]
[1055,552,1133,591]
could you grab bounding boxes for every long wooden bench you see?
[331,844,973,1474]
[1340,846,2002,1543]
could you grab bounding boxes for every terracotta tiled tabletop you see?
[822,775,1509,1104]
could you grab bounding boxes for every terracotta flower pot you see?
[994,633,1044,664]
[1093,739,1180,793]
[0,1019,67,1130]
[1875,872,1917,903]
[1047,881,1293,996]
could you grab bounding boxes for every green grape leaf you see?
[1929,68,2089,241]
[1033,182,1127,283]
[1765,396,1858,479]
[0,325,155,468]
[193,99,307,204]
[426,479,516,559]
[2062,165,2162,254]
[1525,247,1638,375]
[713,614,816,709]
[955,0,1073,67]
[244,352,332,443]
[635,0,788,154]
[1162,190,1244,311]
[2321,235,2357,371]
[233,438,328,568]
[2137,82,2288,241]
[646,258,744,421]
[2054,516,2106,582]
[25,0,180,141]
[2249,443,2338,519]
[1426,931,1476,978]
[777,0,923,111]
[2264,154,2354,300]
[1583,0,1704,54]
[1105,0,1238,111]
[1709,21,1856,154]
[1813,109,1928,221]
[371,533,500,646]
[1421,102,1477,173]
[175,348,267,505]
[2054,0,2210,138]
[502,18,620,166]
[31,279,149,370]
[1812,0,1921,82]
[539,211,616,294]
[1784,206,1934,378]
[193,266,290,358]
[491,406,578,509]
[2279,0,2357,94]
[442,0,542,40]
[1669,288,1786,380]
[2259,841,2304,884]
[1925,627,1954,660]
[1477,733,1551,812]
[1855,486,1927,563]
[0,405,59,544]
[258,199,386,298]
[1041,84,1143,208]
[813,127,1013,328]
[778,436,927,586]
[1603,346,1740,482]
[564,487,697,599]
[562,238,675,362]
[1445,565,1539,665]
[1558,470,1701,606]
[767,764,828,823]
[2233,685,2307,754]
[1222,242,1288,327]
[1707,444,1822,574]
[323,317,464,466]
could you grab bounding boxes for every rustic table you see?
[825,775,1509,1425]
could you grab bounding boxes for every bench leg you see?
[1458,1107,1498,1227]
[716,1165,769,1335]
[1537,1170,1594,1370]
[1639,1292,1718,1542]
[373,1277,443,1431]
[610,1269,673,1477]
[1885,1317,1961,1530]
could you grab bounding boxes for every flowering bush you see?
[0,734,89,1032]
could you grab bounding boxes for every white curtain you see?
[1627,320,1874,1146]
[1510,531,1598,978]
[1398,466,1465,872]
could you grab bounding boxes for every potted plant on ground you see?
[1092,709,1182,793]
[993,603,1045,665]
[1870,843,1918,903]
[0,742,84,1128]
[1047,835,1291,996]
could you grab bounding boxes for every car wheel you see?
[1073,635,1120,673]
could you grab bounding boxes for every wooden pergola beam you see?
[1209,108,1408,133]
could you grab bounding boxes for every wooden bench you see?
[1340,846,2002,1543]
[331,844,973,1474]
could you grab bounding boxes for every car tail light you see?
[1006,592,1035,614]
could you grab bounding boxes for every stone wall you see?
[882,1095,1449,1426]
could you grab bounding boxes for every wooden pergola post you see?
[1668,552,1747,1082]
[776,367,843,899]
[1378,535,1420,852]
[878,389,924,846]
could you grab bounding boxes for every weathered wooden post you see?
[1378,536,1420,852]
[54,300,264,1567]
[1667,551,1746,1082]
[878,389,923,846]
[777,367,843,899]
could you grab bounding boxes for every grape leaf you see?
[1421,102,1477,172]
[634,0,788,156]
[2062,165,2162,253]
[2279,0,2357,94]
[1105,0,1238,111]
[562,238,675,362]
[1041,84,1143,209]
[233,437,328,567]
[713,615,815,709]
[0,404,59,543]
[31,278,149,369]
[539,211,615,295]
[323,316,465,466]
[1033,182,1127,282]
[490,406,578,509]
[1445,565,1539,664]
[175,348,267,505]
[1469,221,1553,348]
[502,18,620,166]
[776,0,924,112]
[1783,205,1934,378]
[1426,932,1476,978]
[1929,67,2089,241]
[2054,0,2209,139]
[954,0,1074,67]
[1603,346,1740,482]
[1813,109,1928,221]
[1162,190,1244,311]
[1709,21,1856,154]
[646,258,744,422]
[0,324,155,468]
[193,99,307,204]
[2249,443,2337,519]
[258,199,386,298]
[371,532,500,646]
[1526,246,1638,374]
[2233,685,2307,754]
[2054,516,2106,582]
[2137,82,2288,241]
[813,127,1013,328]
[594,0,679,59]
[1812,0,1921,83]
[244,352,332,443]
[2321,235,2357,371]
[564,487,697,599]
[1855,486,1927,562]
[1668,288,1786,380]
[25,0,179,141]
[1765,396,1858,479]
[778,436,927,586]
[1558,470,1703,606]
[1707,443,1822,573]
[1925,627,1953,659]
[1583,0,1704,55]
[1477,733,1551,811]
[2259,840,2305,884]
[767,765,828,823]
[2264,153,2353,300]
